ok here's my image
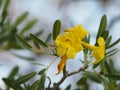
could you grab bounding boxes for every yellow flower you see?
[82,37,105,64]
[55,25,89,74]
[65,24,89,39]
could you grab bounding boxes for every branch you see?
[53,65,88,90]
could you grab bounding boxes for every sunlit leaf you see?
[16,35,32,49]
[96,15,107,40]
[53,20,61,40]
[15,72,36,84]
[30,33,48,47]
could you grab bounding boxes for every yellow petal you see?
[82,37,105,64]
[57,54,67,74]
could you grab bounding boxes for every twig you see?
[53,65,88,90]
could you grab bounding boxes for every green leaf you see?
[20,19,38,35]
[85,72,102,83]
[65,85,71,90]
[109,59,115,74]
[13,53,34,61]
[38,69,46,75]
[105,74,120,80]
[104,61,112,74]
[96,15,107,39]
[0,0,10,24]
[31,62,46,67]
[83,35,90,54]
[45,33,51,43]
[11,12,28,31]
[24,30,43,41]
[108,38,120,48]
[105,36,112,49]
[77,77,87,85]
[33,40,41,49]
[2,78,23,90]
[100,31,109,41]
[93,60,103,69]
[29,80,39,90]
[53,20,61,40]
[37,74,46,90]
[16,35,32,49]
[106,48,119,56]
[30,33,48,47]
[0,0,3,7]
[8,66,19,79]
[15,72,37,84]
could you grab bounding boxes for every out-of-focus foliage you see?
[0,0,120,90]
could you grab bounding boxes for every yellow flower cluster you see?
[55,25,105,74]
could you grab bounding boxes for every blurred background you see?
[0,0,120,89]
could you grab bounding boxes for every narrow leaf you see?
[45,33,51,43]
[96,15,107,39]
[105,36,112,49]
[100,31,109,41]
[29,80,39,90]
[53,20,61,40]
[0,0,10,24]
[38,69,46,75]
[2,78,23,90]
[13,53,34,61]
[65,85,71,90]
[15,72,36,84]
[16,35,32,49]
[31,62,46,67]
[11,12,28,31]
[109,59,115,74]
[0,0,3,7]
[77,77,87,85]
[108,38,120,48]
[85,72,102,83]
[37,74,46,90]
[20,19,38,35]
[104,61,112,74]
[105,74,120,80]
[30,33,48,47]
[33,40,41,49]
[106,48,118,55]
[8,66,19,79]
